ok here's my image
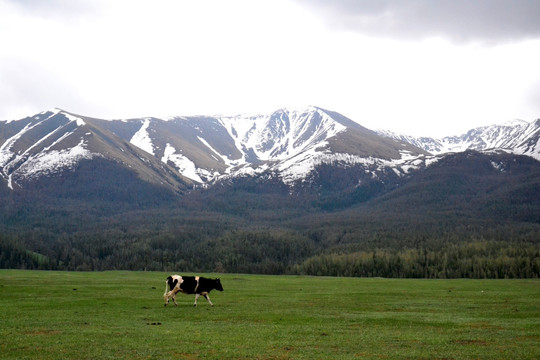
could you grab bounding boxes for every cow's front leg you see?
[204,294,214,306]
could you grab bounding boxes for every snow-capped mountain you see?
[378,119,540,160]
[0,110,92,189]
[48,106,428,187]
[0,108,192,191]
[2,106,538,194]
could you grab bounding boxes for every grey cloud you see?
[294,0,540,43]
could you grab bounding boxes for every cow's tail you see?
[164,276,171,296]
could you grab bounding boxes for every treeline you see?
[293,241,540,279]
[0,236,54,270]
[2,231,539,278]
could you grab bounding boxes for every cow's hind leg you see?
[194,294,199,306]
[164,282,170,306]
[164,290,177,307]
[164,292,170,307]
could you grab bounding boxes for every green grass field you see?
[0,270,538,359]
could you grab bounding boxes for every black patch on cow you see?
[177,276,224,294]
[166,276,179,291]
[178,276,198,294]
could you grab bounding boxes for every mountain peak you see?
[501,119,529,127]
[273,105,319,115]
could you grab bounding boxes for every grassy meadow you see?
[0,270,538,359]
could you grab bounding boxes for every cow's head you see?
[215,278,224,291]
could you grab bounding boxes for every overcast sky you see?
[1,0,539,137]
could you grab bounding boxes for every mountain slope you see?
[369,150,540,222]
[284,150,540,261]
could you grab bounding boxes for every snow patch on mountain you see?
[7,140,95,189]
[17,140,93,178]
[196,136,218,158]
[490,160,505,172]
[63,112,86,126]
[218,107,346,164]
[276,148,439,185]
[277,146,325,184]
[130,119,154,155]
[161,143,203,183]
[1,123,32,167]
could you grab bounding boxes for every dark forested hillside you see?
[1,151,539,278]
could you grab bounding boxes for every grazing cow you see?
[164,275,223,307]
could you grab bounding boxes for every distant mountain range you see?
[2,106,538,192]
[377,118,540,159]
[1,106,539,275]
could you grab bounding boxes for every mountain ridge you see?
[2,106,431,189]
[2,106,539,194]
[377,118,540,160]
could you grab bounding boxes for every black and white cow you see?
[164,275,223,307]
